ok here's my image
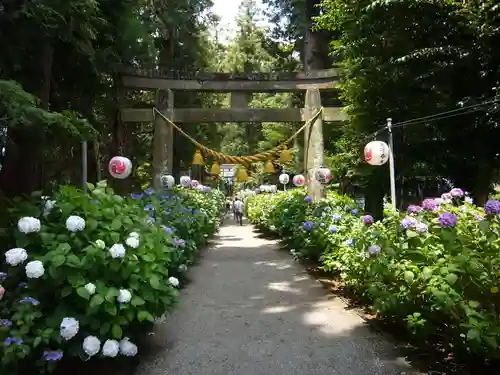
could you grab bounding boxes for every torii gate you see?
[118,68,346,200]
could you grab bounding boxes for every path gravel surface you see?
[135,218,425,375]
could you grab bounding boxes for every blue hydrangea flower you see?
[332,213,342,222]
[130,192,144,200]
[0,319,12,327]
[368,245,381,255]
[20,297,39,306]
[4,337,23,345]
[144,204,155,212]
[329,225,337,233]
[400,216,418,229]
[144,187,155,196]
[18,282,28,288]
[0,272,7,281]
[344,238,354,247]
[351,209,359,216]
[302,221,313,231]
[304,196,312,203]
[43,350,63,361]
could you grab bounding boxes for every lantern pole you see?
[387,118,397,212]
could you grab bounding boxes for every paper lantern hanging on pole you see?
[315,167,332,184]
[108,156,132,179]
[364,141,390,166]
[180,176,191,188]
[160,174,175,189]
[192,149,204,165]
[279,173,289,185]
[293,174,305,187]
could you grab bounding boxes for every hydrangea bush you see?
[247,188,500,363]
[0,181,223,374]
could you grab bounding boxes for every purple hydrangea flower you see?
[407,205,422,214]
[438,212,458,228]
[475,214,484,221]
[361,215,373,225]
[329,225,337,233]
[4,337,23,345]
[173,238,185,248]
[485,200,500,216]
[303,221,313,231]
[351,209,359,216]
[450,188,464,198]
[304,196,312,203]
[20,297,39,306]
[415,222,428,234]
[43,350,63,361]
[332,213,342,222]
[0,319,12,327]
[400,216,418,229]
[368,245,381,255]
[441,193,452,201]
[422,198,437,211]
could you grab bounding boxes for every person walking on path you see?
[233,197,244,226]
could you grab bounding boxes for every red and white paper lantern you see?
[108,156,132,179]
[364,141,390,166]
[315,167,332,184]
[293,174,305,187]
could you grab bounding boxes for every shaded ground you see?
[135,217,425,375]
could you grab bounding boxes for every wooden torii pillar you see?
[304,88,325,200]
[152,89,174,189]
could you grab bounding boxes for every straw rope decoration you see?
[152,107,324,165]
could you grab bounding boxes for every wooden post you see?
[304,88,325,200]
[152,89,174,189]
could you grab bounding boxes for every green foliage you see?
[247,189,500,364]
[0,181,223,374]
[315,0,500,197]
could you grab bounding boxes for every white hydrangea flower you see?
[84,283,96,295]
[102,339,120,357]
[60,317,79,340]
[117,289,132,303]
[125,236,140,249]
[109,244,126,258]
[119,337,138,357]
[83,336,101,357]
[168,277,179,287]
[17,217,41,234]
[5,248,28,266]
[178,264,187,272]
[66,216,86,232]
[129,232,139,239]
[25,260,44,279]
[95,240,105,249]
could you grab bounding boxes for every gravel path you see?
[135,218,424,375]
